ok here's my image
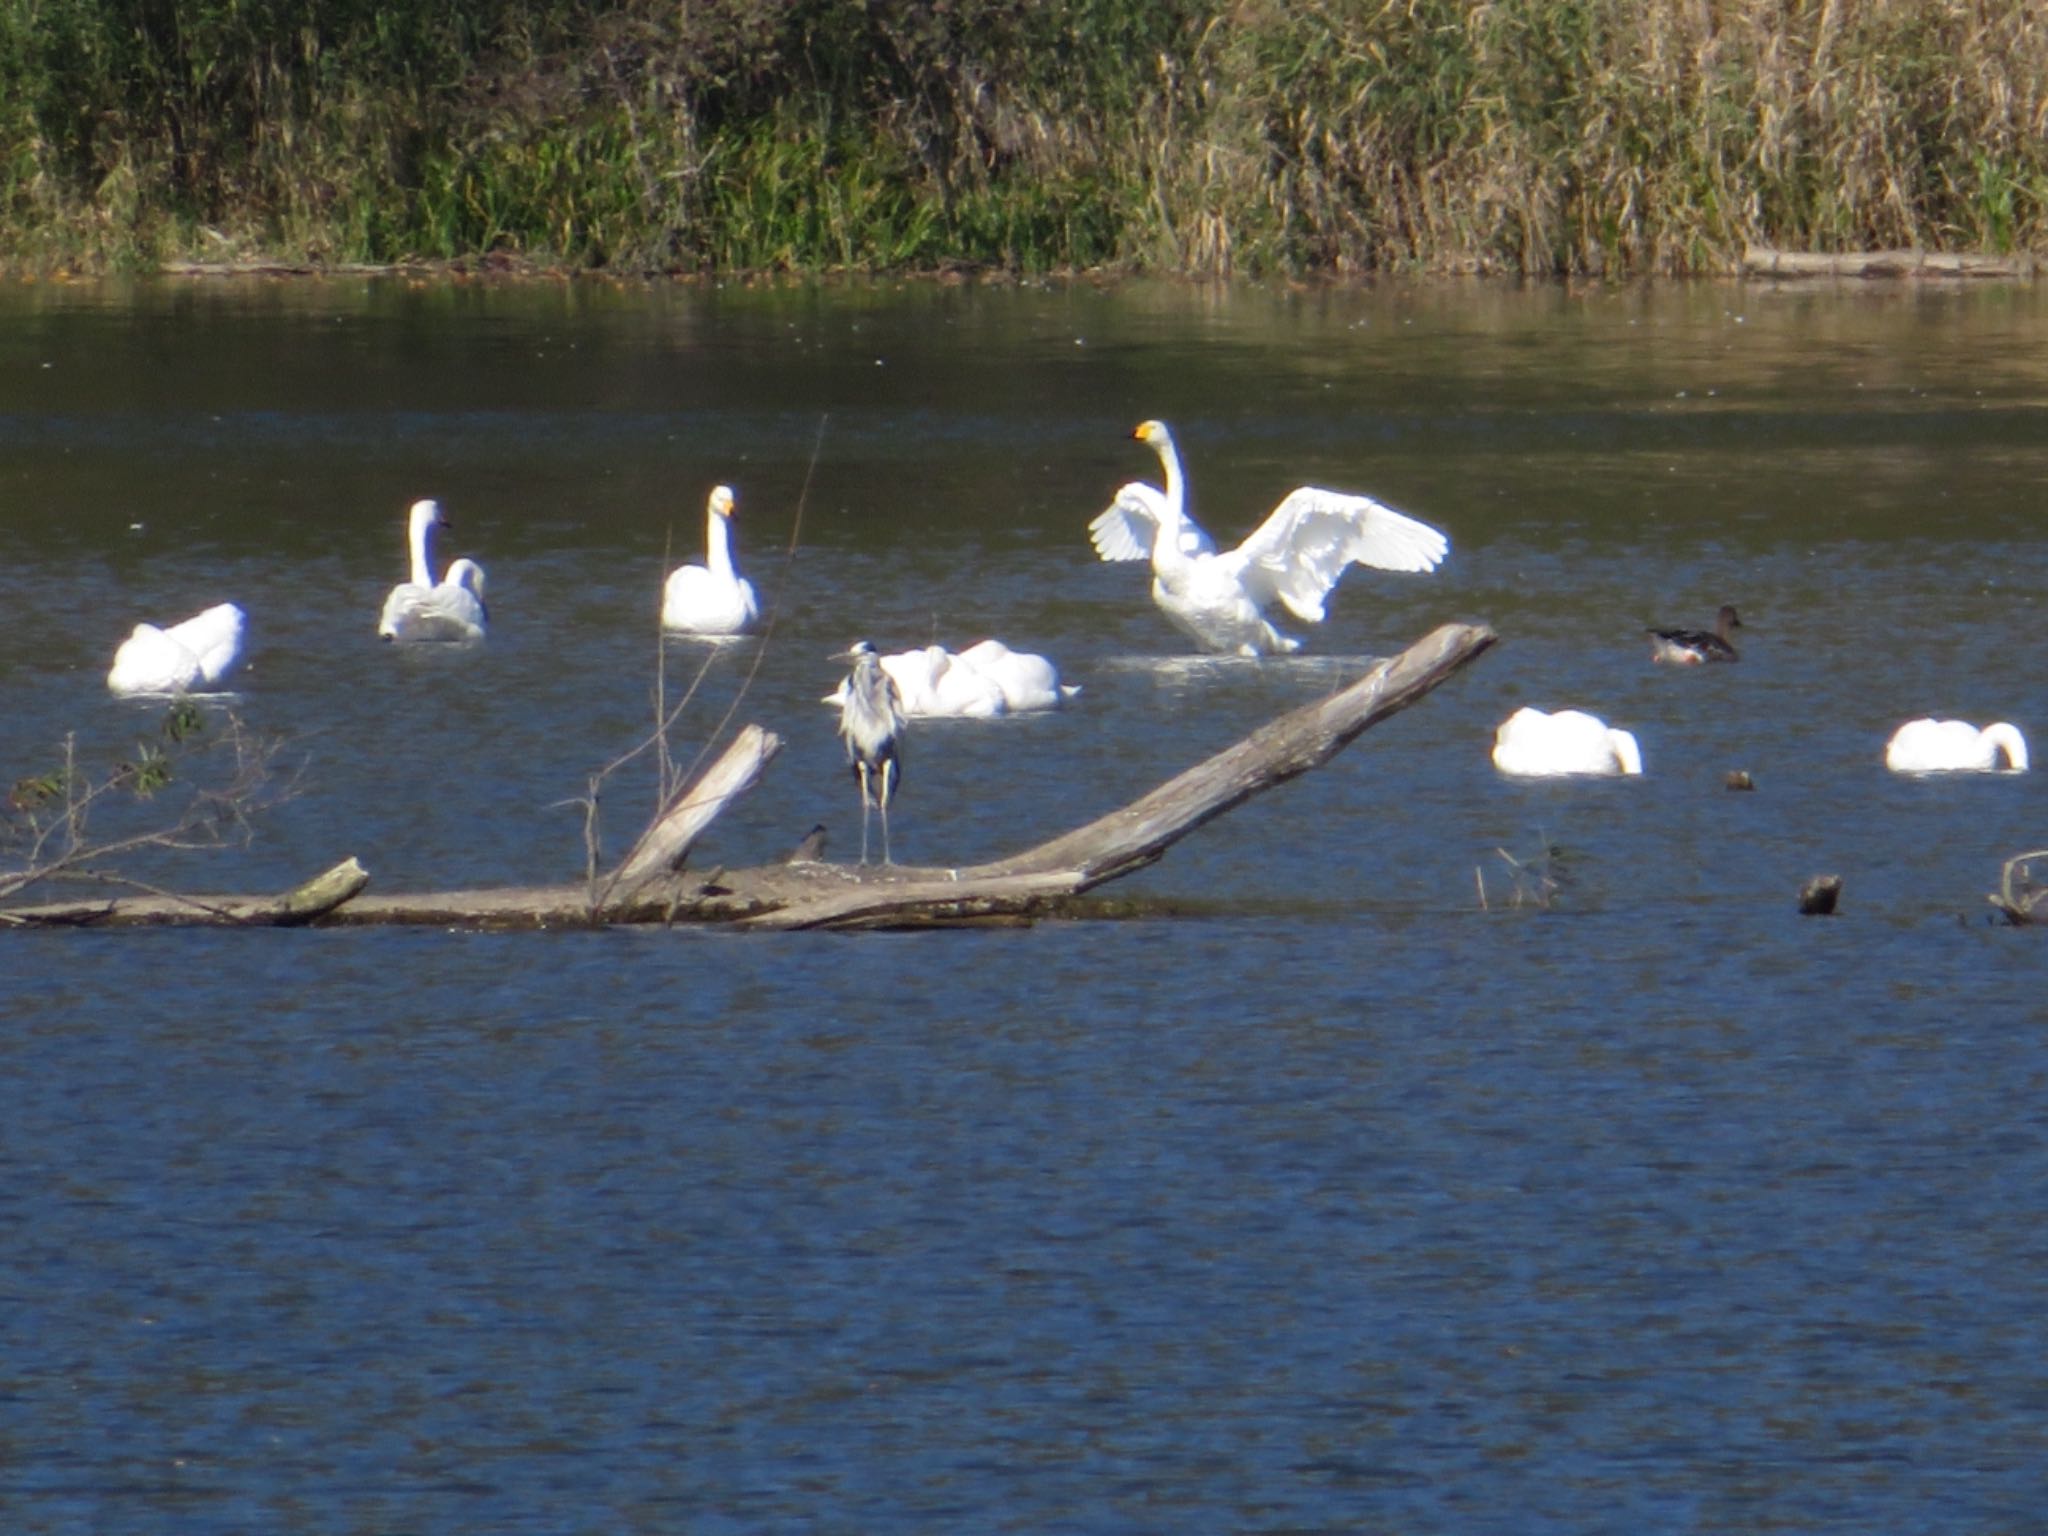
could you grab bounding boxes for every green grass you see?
[2,0,2046,277]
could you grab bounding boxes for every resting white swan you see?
[954,639,1079,712]
[819,640,1075,719]
[1088,419,1449,656]
[107,602,246,695]
[1885,718,2029,773]
[1492,706,1644,777]
[378,499,488,642]
[663,484,758,635]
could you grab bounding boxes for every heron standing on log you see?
[835,640,905,864]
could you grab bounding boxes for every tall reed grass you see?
[1,0,2044,277]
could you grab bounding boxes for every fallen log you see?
[2,622,1496,931]
[1743,246,2037,280]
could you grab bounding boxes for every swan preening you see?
[379,498,488,642]
[107,603,246,696]
[1088,419,1449,656]
[1649,605,1741,665]
[835,640,906,864]
[822,639,1077,719]
[663,484,759,636]
[1492,706,1644,777]
[1885,718,2029,774]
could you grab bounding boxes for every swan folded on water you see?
[1492,706,1644,777]
[378,499,488,642]
[1884,718,2029,773]
[952,639,1080,712]
[1649,604,1742,664]
[107,602,246,695]
[820,640,1076,719]
[663,484,758,636]
[1088,418,1449,656]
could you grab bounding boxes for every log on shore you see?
[2,622,1497,932]
[1743,246,2037,280]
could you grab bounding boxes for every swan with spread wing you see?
[1087,419,1449,656]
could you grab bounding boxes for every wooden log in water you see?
[607,725,782,895]
[748,620,1497,929]
[1,622,1497,931]
[1743,247,2037,280]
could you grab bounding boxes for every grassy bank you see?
[3,0,2045,278]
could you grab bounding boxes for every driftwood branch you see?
[3,622,1495,931]
[747,620,1496,929]
[607,725,782,896]
[1744,246,2037,280]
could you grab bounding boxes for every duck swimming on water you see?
[1648,604,1741,665]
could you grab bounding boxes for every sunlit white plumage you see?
[1088,419,1448,656]
[954,639,1079,712]
[662,484,758,635]
[379,498,488,642]
[107,602,247,695]
[1884,718,2029,773]
[821,640,1077,719]
[835,640,906,864]
[1492,706,1644,777]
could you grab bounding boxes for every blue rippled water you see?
[2,278,2045,1531]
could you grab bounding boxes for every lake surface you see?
[2,275,2045,1531]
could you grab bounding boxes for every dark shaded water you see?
[3,278,2046,1531]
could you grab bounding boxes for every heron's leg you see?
[879,802,892,865]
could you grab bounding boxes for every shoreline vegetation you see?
[4,2,2047,281]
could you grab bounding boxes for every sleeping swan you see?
[1492,706,1644,777]
[378,498,488,642]
[663,484,758,635]
[107,602,246,695]
[820,641,1076,719]
[1884,718,2028,773]
[1088,419,1448,656]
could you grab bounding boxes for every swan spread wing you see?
[1089,483,1215,563]
[1233,487,1450,622]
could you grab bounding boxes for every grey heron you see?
[835,640,906,864]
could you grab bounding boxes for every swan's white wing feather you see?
[1088,484,1166,562]
[381,581,486,642]
[160,602,246,686]
[1089,483,1215,563]
[1234,487,1449,621]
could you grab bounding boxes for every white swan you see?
[823,645,1006,719]
[1885,718,2029,773]
[820,641,1077,719]
[1492,706,1644,777]
[107,602,246,695]
[378,499,488,642]
[1088,418,1449,656]
[953,639,1079,711]
[663,485,758,635]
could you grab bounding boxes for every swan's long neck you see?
[1987,723,2029,771]
[706,506,735,583]
[1147,432,1194,565]
[1152,431,1188,524]
[408,511,437,587]
[1610,730,1644,775]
